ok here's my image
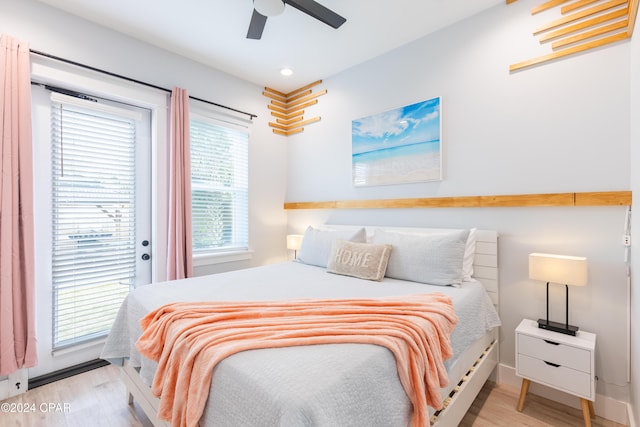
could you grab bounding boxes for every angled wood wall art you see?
[263,80,326,136]
[508,0,638,71]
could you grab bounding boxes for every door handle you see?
[141,240,150,261]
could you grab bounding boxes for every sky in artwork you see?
[352,97,441,155]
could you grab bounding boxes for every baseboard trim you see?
[628,402,637,427]
[28,359,109,390]
[498,363,629,426]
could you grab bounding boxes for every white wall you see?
[1,0,289,276]
[629,9,640,425]
[287,0,633,407]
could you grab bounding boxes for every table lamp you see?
[528,253,588,336]
[286,234,303,259]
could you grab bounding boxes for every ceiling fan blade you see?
[247,9,268,39]
[283,0,346,29]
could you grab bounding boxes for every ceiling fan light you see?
[254,0,285,17]
[280,67,293,76]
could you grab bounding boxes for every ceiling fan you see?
[247,0,346,40]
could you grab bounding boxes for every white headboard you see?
[322,225,499,307]
[469,229,499,306]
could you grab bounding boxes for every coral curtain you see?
[0,35,37,375]
[166,87,193,280]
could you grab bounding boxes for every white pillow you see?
[462,228,477,281]
[297,226,367,268]
[367,227,477,281]
[371,229,470,286]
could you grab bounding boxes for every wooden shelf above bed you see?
[283,190,631,210]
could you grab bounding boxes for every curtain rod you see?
[29,49,257,119]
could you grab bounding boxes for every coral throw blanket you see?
[136,293,458,427]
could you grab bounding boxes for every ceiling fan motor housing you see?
[253,0,285,17]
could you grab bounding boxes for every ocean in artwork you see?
[352,97,441,186]
[352,140,440,186]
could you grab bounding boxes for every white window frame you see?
[189,102,253,267]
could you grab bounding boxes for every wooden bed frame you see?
[119,227,499,427]
[431,228,498,426]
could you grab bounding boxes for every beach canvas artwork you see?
[352,97,442,186]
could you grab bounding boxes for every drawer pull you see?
[544,339,560,346]
[544,361,561,368]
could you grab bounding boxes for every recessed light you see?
[280,67,293,76]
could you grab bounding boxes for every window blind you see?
[51,95,137,350]
[190,116,249,253]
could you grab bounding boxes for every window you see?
[50,93,146,350]
[190,112,249,254]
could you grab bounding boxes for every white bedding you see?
[102,261,500,426]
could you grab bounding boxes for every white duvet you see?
[102,261,500,426]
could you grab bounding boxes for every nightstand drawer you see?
[518,333,590,373]
[518,354,592,398]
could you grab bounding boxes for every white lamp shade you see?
[529,253,588,286]
[286,234,304,251]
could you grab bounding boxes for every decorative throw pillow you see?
[327,240,392,281]
[297,226,367,268]
[371,229,470,286]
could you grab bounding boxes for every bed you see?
[101,225,500,427]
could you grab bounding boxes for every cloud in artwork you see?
[352,110,408,138]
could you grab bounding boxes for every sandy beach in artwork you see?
[352,141,441,186]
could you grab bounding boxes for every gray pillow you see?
[297,226,367,268]
[327,240,392,281]
[371,229,470,286]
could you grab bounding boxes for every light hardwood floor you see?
[0,365,626,426]
[460,380,625,427]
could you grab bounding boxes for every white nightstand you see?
[515,318,596,427]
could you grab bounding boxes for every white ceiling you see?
[36,0,504,92]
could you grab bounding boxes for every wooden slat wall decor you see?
[508,0,638,71]
[263,80,327,136]
[283,190,631,210]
